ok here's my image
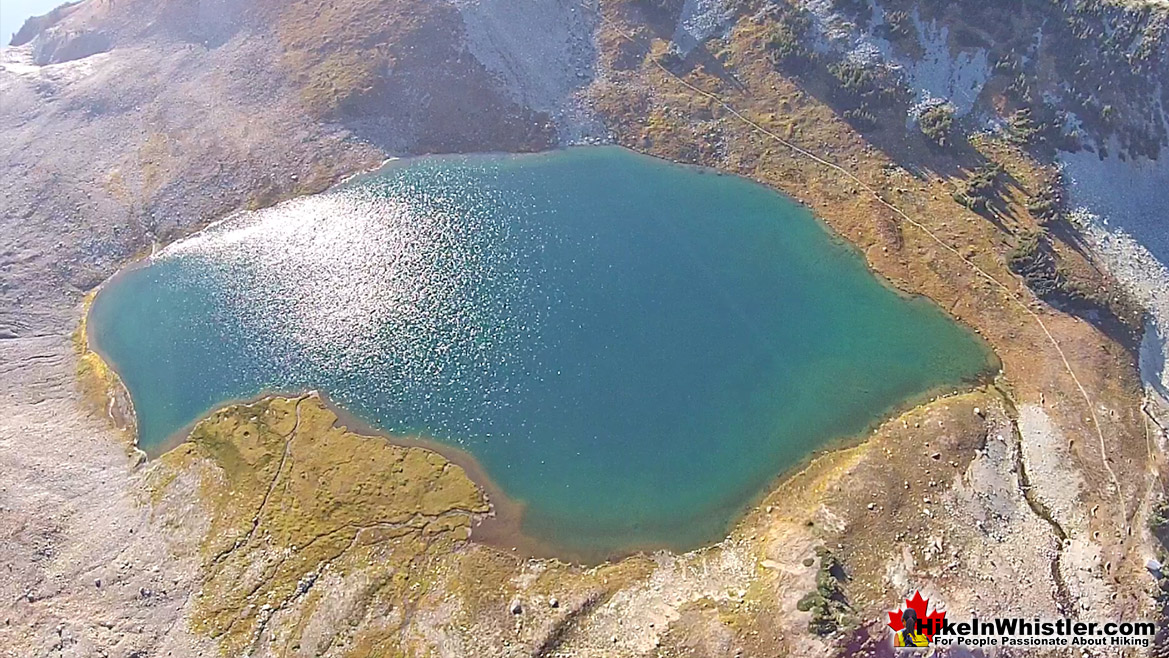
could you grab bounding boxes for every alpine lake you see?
[89,147,993,559]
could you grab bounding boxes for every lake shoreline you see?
[82,313,996,565]
[80,145,999,564]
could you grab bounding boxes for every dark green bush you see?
[884,10,915,40]
[829,60,876,96]
[843,106,878,130]
[1026,185,1062,224]
[765,8,814,72]
[919,104,955,147]
[954,162,1003,214]
[796,592,818,612]
[799,550,851,636]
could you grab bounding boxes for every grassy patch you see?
[161,396,488,655]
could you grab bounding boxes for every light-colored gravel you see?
[1061,149,1169,402]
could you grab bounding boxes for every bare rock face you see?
[451,0,603,141]
[9,1,80,47]
[31,27,111,65]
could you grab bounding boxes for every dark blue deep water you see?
[89,147,991,555]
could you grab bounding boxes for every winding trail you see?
[581,1,1126,520]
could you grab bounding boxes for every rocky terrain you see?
[2,0,1169,656]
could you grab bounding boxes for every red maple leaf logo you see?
[887,591,946,640]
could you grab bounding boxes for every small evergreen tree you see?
[919,104,956,147]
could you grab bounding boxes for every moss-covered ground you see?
[155,396,487,655]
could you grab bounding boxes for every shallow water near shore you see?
[89,146,991,557]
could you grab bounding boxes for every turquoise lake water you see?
[89,147,992,556]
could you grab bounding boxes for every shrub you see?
[830,60,877,97]
[919,104,955,147]
[966,162,1003,196]
[1007,230,1043,272]
[954,162,1003,214]
[799,550,851,636]
[884,10,915,40]
[843,106,878,130]
[766,9,814,72]
[1007,108,1046,145]
[827,58,906,112]
[1007,229,1077,300]
[1026,185,1062,225]
[796,592,818,612]
[766,26,811,70]
[657,44,683,70]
